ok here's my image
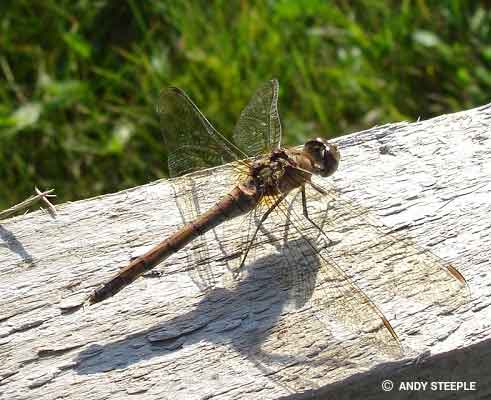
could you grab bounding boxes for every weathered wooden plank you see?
[1,104,490,399]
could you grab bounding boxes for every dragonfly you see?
[89,79,467,353]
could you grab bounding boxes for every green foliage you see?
[1,0,490,208]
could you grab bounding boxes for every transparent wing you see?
[306,178,469,311]
[169,162,250,291]
[157,86,247,178]
[249,179,469,373]
[182,188,277,292]
[172,174,216,290]
[237,189,401,391]
[211,196,275,282]
[271,191,402,355]
[157,87,251,289]
[233,79,282,156]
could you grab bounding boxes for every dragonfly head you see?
[303,138,340,177]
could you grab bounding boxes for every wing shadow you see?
[0,224,35,267]
[73,236,352,377]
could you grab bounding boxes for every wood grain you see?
[1,104,490,399]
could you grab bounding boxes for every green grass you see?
[1,0,490,209]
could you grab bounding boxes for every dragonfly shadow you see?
[74,237,347,378]
[0,224,35,267]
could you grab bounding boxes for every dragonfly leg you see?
[144,270,165,278]
[308,180,328,195]
[301,186,335,246]
[234,193,288,279]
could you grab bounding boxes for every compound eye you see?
[304,138,324,158]
[321,143,340,177]
[303,138,339,177]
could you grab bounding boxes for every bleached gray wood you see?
[1,104,491,400]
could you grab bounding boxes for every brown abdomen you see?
[89,185,259,304]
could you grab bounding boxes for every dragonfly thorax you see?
[247,149,305,196]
